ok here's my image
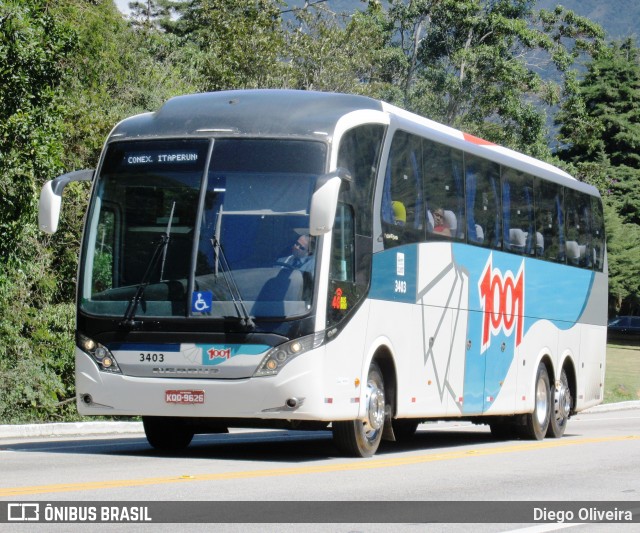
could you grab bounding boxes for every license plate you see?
[165,390,205,404]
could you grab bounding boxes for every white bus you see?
[39,90,607,457]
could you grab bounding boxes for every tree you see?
[129,0,180,31]
[0,0,78,423]
[557,39,640,169]
[381,0,604,157]
[556,39,640,314]
[604,201,640,315]
[283,0,403,97]
[0,0,75,264]
[162,0,288,91]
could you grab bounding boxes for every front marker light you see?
[254,332,325,377]
[94,346,108,359]
[77,332,121,374]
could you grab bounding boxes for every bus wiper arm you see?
[212,235,255,329]
[120,202,175,329]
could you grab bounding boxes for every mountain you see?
[285,0,639,42]
[536,0,639,41]
[113,1,638,42]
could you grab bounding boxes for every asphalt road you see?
[0,405,638,532]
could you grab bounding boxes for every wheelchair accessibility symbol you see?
[191,291,213,314]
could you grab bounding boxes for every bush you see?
[0,264,77,424]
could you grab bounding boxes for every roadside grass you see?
[605,342,640,403]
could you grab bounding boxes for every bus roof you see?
[110,89,383,140]
[109,89,595,196]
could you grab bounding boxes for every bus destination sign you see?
[124,152,200,165]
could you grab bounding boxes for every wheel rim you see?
[363,378,385,436]
[535,376,549,427]
[554,378,571,422]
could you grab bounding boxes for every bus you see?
[39,90,607,457]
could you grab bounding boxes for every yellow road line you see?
[1,435,638,497]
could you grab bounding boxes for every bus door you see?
[455,247,524,415]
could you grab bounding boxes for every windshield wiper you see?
[120,202,176,329]
[211,232,255,329]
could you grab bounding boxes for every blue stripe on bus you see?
[369,242,596,415]
[369,244,418,303]
[452,244,594,414]
[452,244,594,330]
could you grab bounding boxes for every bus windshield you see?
[80,138,326,320]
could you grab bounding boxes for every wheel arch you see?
[560,354,578,415]
[537,352,555,387]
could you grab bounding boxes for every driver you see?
[278,234,314,272]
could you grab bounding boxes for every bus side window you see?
[423,139,465,241]
[534,178,565,263]
[327,203,357,329]
[330,203,355,282]
[91,207,116,294]
[465,155,501,249]
[381,131,425,248]
[337,124,385,239]
[591,196,605,271]
[502,169,534,256]
[565,188,592,268]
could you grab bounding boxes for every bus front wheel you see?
[143,416,194,451]
[332,362,385,457]
[521,363,551,440]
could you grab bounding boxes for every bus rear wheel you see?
[332,362,385,457]
[143,416,194,451]
[547,368,572,438]
[521,363,551,440]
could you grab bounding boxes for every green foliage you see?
[0,1,78,423]
[0,259,77,423]
[556,39,640,314]
[557,39,640,168]
[284,1,402,97]
[163,0,289,91]
[604,201,640,314]
[0,0,75,264]
[373,1,603,157]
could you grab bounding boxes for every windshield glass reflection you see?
[80,139,326,320]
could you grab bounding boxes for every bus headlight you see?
[254,332,325,377]
[77,333,122,374]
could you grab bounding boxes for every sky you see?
[114,0,131,15]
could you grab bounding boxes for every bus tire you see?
[332,362,385,457]
[143,416,194,451]
[521,363,551,440]
[546,368,572,438]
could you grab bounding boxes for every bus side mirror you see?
[309,168,352,236]
[39,169,94,233]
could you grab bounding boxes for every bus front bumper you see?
[75,348,360,422]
